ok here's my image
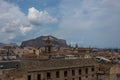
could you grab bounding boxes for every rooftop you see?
[20,59,98,71]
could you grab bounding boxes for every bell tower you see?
[45,36,52,53]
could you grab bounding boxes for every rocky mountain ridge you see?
[21,35,68,48]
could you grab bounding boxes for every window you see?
[91,67,94,72]
[56,71,60,78]
[37,74,41,80]
[16,64,19,69]
[47,72,51,79]
[79,77,81,80]
[85,68,88,74]
[99,68,100,71]
[28,75,31,80]
[0,65,3,69]
[72,69,75,76]
[86,76,88,78]
[64,71,68,77]
[92,75,94,77]
[79,69,81,75]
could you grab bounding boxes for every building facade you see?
[0,59,120,80]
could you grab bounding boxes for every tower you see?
[75,43,78,49]
[45,36,52,53]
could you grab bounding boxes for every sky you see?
[0,0,120,48]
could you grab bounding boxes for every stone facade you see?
[1,59,120,80]
[27,66,96,80]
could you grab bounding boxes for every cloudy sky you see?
[0,0,120,48]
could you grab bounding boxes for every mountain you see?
[0,43,18,47]
[21,35,68,48]
[0,43,5,47]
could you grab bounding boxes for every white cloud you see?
[0,0,32,43]
[56,0,120,48]
[28,7,58,25]
[9,33,16,39]
[1,0,120,48]
[20,26,33,35]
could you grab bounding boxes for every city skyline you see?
[0,0,120,48]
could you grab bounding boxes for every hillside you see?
[0,43,5,47]
[21,35,68,48]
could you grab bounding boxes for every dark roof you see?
[0,60,20,69]
[21,59,97,71]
